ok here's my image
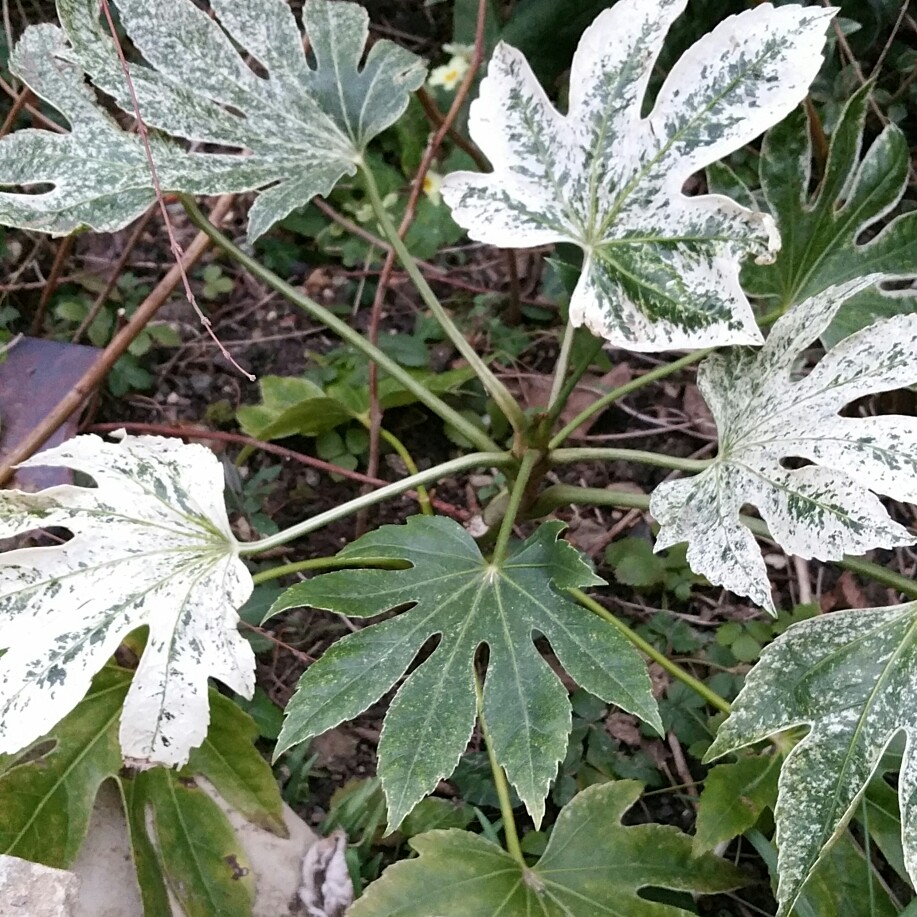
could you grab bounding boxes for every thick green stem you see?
[548,306,787,449]
[360,165,527,435]
[543,331,604,434]
[474,671,525,866]
[550,447,711,474]
[491,450,540,565]
[373,425,433,516]
[529,484,649,518]
[548,485,917,601]
[251,555,405,584]
[546,320,576,410]
[571,588,731,715]
[180,196,501,454]
[238,451,511,554]
[550,349,708,448]
[831,554,917,600]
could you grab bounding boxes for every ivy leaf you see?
[0,0,424,240]
[726,84,917,347]
[0,433,254,767]
[692,754,779,855]
[268,516,661,830]
[441,0,834,351]
[706,602,917,916]
[650,279,917,611]
[236,366,476,442]
[349,781,746,916]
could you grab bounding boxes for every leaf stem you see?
[546,320,576,410]
[546,485,917,602]
[548,306,787,449]
[491,450,540,565]
[359,164,528,436]
[180,195,502,454]
[570,588,732,715]
[550,349,709,448]
[474,671,525,866]
[542,331,604,434]
[528,484,650,518]
[371,425,433,516]
[550,448,711,474]
[237,451,512,555]
[252,555,405,584]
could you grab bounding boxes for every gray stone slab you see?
[0,855,80,917]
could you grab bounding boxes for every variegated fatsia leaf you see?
[0,433,254,767]
[441,0,835,351]
[706,602,917,916]
[0,0,425,240]
[651,278,917,611]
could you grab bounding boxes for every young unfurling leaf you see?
[651,278,917,610]
[0,0,425,241]
[442,0,834,350]
[0,433,254,767]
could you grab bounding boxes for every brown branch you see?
[0,86,31,138]
[30,234,74,335]
[72,204,158,343]
[98,0,253,381]
[82,421,470,520]
[358,0,490,536]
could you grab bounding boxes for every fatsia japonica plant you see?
[1,0,916,913]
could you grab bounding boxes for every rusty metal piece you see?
[0,337,100,491]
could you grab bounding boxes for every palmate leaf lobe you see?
[651,278,917,610]
[267,515,661,830]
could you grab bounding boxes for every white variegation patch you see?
[706,602,917,916]
[442,0,835,351]
[0,0,424,241]
[0,433,254,767]
[651,278,917,610]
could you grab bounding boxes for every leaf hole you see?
[7,738,56,769]
[778,456,814,471]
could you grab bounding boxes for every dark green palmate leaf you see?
[269,516,661,829]
[349,781,746,916]
[706,602,917,916]
[0,665,285,917]
[710,83,917,345]
[0,0,424,240]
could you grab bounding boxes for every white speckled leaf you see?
[706,603,917,916]
[267,516,661,831]
[0,0,424,240]
[651,278,917,610]
[441,0,835,351]
[0,433,254,768]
